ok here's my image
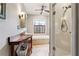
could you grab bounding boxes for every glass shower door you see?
[54,3,72,56]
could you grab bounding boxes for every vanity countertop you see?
[8,34,32,45]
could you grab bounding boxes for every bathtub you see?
[32,35,49,40]
[32,34,49,45]
[25,33,49,40]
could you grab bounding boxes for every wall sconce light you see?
[18,12,26,28]
[18,12,26,19]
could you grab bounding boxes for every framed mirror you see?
[0,3,6,19]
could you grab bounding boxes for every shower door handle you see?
[53,46,56,51]
[69,32,71,34]
[52,46,56,56]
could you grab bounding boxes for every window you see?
[33,19,46,33]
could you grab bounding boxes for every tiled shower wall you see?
[55,3,72,56]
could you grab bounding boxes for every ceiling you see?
[24,3,49,16]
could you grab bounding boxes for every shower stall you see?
[55,3,72,56]
[49,3,76,56]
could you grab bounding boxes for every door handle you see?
[52,46,56,56]
[53,46,56,51]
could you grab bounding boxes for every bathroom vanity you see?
[8,33,32,56]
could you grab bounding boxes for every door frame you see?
[71,3,77,56]
[73,3,79,56]
[49,3,56,56]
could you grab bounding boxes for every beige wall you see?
[0,3,26,56]
[0,4,19,55]
[26,14,49,35]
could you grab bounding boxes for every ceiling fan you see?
[35,5,49,15]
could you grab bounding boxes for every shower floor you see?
[55,46,71,56]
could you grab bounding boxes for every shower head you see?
[63,5,71,16]
[63,5,71,9]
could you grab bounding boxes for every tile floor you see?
[31,44,49,56]
[30,44,71,56]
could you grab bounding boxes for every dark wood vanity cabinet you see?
[8,34,32,56]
